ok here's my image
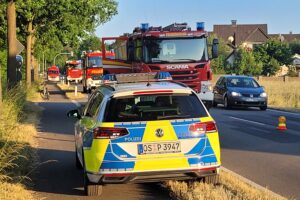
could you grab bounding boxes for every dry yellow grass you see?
[258,80,300,109]
[165,171,286,200]
[0,85,41,200]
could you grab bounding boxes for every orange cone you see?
[277,116,287,131]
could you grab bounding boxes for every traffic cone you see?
[277,116,287,131]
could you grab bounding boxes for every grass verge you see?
[57,83,86,99]
[165,171,287,200]
[0,84,41,200]
[257,80,300,110]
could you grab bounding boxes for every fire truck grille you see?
[168,70,200,92]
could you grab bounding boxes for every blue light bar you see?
[155,72,172,81]
[196,22,205,31]
[102,74,117,83]
[141,23,149,32]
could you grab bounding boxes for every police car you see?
[68,72,221,196]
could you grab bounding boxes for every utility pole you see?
[7,0,17,88]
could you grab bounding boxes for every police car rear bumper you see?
[86,166,220,184]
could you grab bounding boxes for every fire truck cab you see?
[82,51,115,93]
[66,60,83,82]
[47,65,60,82]
[102,22,219,108]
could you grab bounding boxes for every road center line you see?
[229,116,267,126]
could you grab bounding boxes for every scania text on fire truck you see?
[65,60,83,82]
[101,22,219,108]
[81,51,115,93]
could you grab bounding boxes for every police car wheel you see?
[202,175,219,185]
[84,174,103,196]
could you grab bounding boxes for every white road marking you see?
[268,108,300,117]
[229,116,268,126]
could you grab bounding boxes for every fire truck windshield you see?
[88,56,102,68]
[68,64,82,69]
[144,37,208,64]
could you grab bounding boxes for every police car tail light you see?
[93,127,129,139]
[189,121,217,135]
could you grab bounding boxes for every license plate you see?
[138,142,181,155]
[246,98,255,102]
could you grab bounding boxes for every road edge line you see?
[221,167,285,199]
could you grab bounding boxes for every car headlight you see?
[231,91,241,97]
[260,92,267,97]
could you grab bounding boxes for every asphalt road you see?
[32,83,300,199]
[33,83,171,200]
[210,105,300,199]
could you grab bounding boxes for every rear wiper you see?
[157,115,191,120]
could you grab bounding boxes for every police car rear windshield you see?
[104,93,208,122]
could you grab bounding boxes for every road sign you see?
[16,39,25,55]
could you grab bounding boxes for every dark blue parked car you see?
[213,75,267,110]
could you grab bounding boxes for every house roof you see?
[212,22,268,46]
[268,33,300,43]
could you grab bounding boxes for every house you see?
[212,20,269,49]
[212,20,269,64]
[269,32,300,43]
[293,54,300,74]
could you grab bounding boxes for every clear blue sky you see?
[96,0,300,37]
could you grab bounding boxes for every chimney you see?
[231,20,237,26]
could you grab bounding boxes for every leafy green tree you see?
[208,33,231,74]
[253,39,292,76]
[233,48,262,76]
[290,40,300,55]
[77,35,102,57]
[16,0,118,85]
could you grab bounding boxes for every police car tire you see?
[203,175,219,185]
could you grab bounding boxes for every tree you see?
[208,33,231,74]
[232,48,263,76]
[253,39,293,76]
[6,0,17,88]
[16,0,118,85]
[77,35,101,57]
[290,40,300,55]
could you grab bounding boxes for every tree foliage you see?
[290,40,300,55]
[77,35,102,57]
[232,48,263,75]
[208,33,231,74]
[253,39,292,76]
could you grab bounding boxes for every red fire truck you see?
[81,51,115,93]
[47,65,60,82]
[101,22,219,108]
[66,60,83,82]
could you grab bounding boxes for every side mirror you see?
[212,38,219,59]
[67,109,81,119]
